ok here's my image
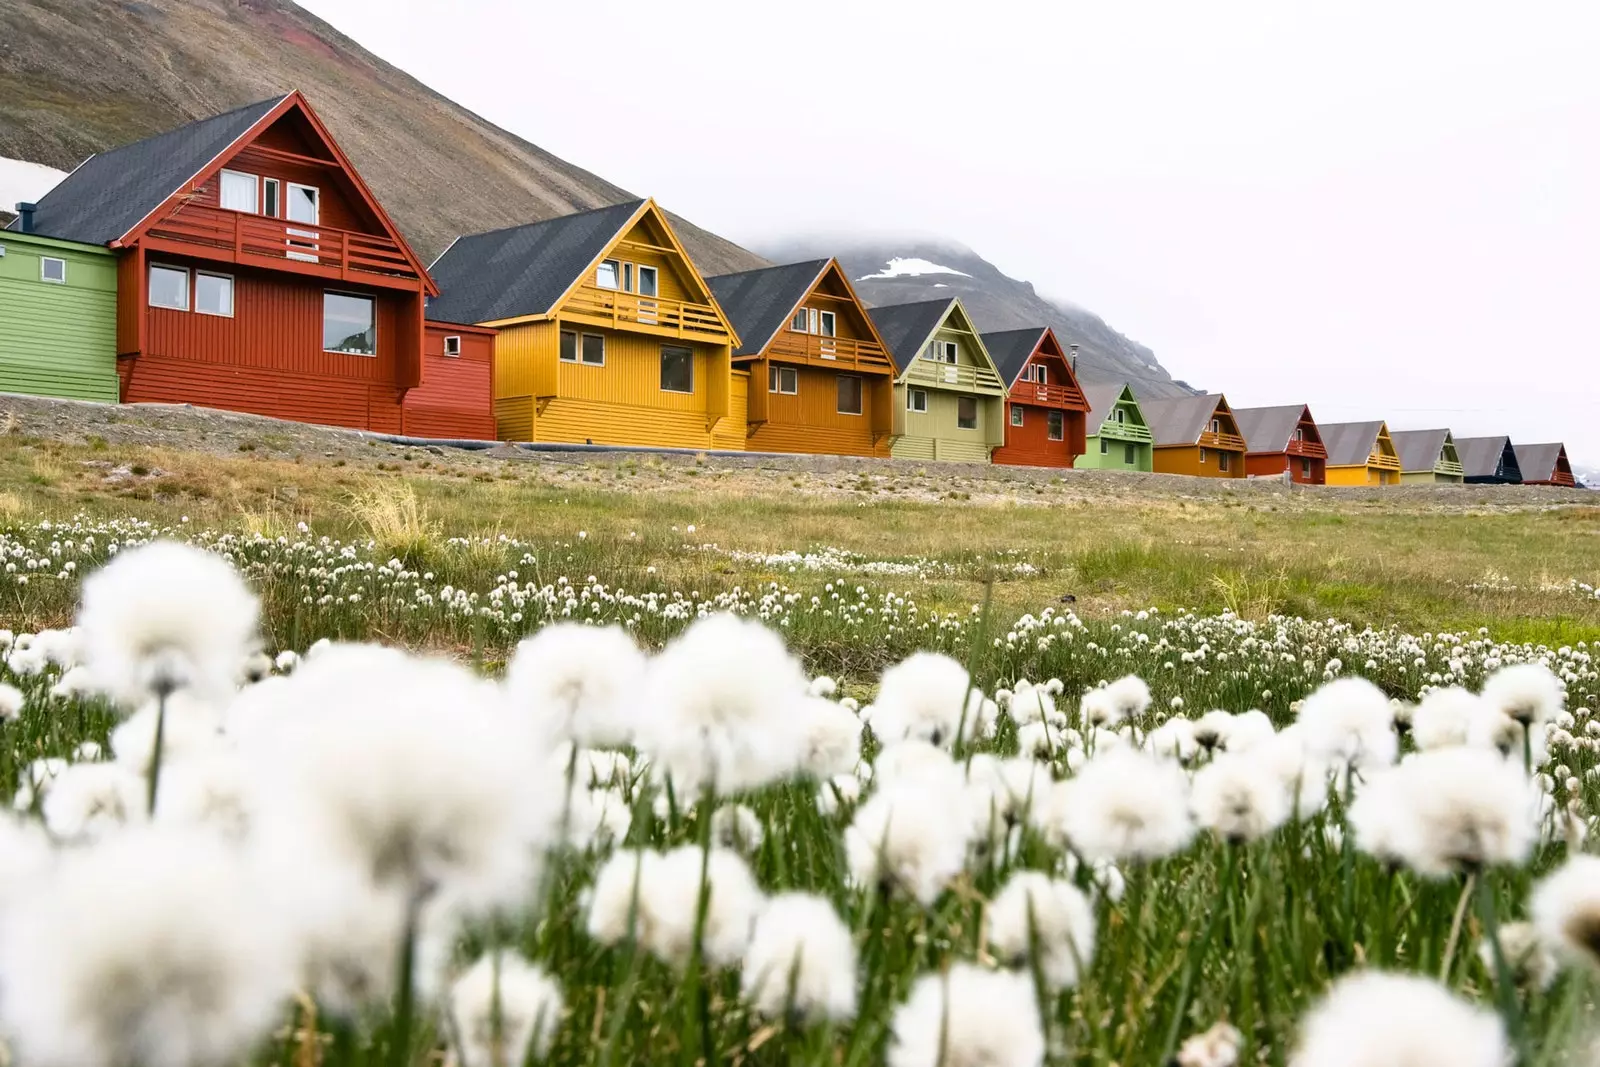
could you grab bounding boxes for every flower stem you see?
[1159,843,1233,1064]
[145,689,168,816]
[1477,877,1531,1064]
[1439,872,1476,983]
[388,889,422,1067]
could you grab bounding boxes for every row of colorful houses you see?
[0,92,1579,488]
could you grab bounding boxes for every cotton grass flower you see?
[0,681,22,722]
[712,803,765,854]
[447,951,563,1067]
[1410,686,1481,750]
[1191,753,1291,842]
[1481,662,1564,728]
[76,541,260,709]
[1079,674,1150,728]
[1477,920,1556,991]
[845,781,969,905]
[504,622,646,748]
[741,892,858,1023]
[799,696,864,778]
[1289,970,1506,1067]
[587,846,764,969]
[1053,747,1194,863]
[985,871,1096,990]
[888,963,1044,1067]
[1531,855,1600,969]
[869,652,980,749]
[1295,677,1398,771]
[40,761,146,842]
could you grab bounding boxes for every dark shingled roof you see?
[1082,382,1137,434]
[1454,436,1518,480]
[867,298,954,374]
[1390,429,1451,473]
[1513,442,1567,482]
[979,328,1049,388]
[706,260,829,358]
[1139,393,1226,447]
[425,200,645,324]
[1320,422,1384,467]
[19,96,286,245]
[1233,405,1308,454]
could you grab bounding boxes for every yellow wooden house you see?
[426,199,744,447]
[1321,420,1402,485]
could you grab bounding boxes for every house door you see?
[636,265,658,324]
[286,183,321,263]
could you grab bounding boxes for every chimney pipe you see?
[15,203,36,234]
[1068,343,1079,373]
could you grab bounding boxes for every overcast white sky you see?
[300,0,1599,468]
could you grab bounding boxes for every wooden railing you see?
[1200,429,1249,452]
[1008,381,1086,408]
[1369,451,1403,471]
[910,359,1006,393]
[1286,438,1329,459]
[1435,458,1465,477]
[566,284,729,339]
[148,204,415,280]
[768,330,891,369]
[1098,418,1153,442]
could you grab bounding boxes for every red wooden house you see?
[981,327,1090,467]
[1233,404,1327,484]
[1513,442,1576,487]
[23,92,493,438]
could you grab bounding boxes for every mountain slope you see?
[759,237,1190,397]
[0,0,764,274]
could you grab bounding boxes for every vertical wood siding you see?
[0,237,119,402]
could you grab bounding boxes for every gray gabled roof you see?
[867,298,955,374]
[1454,436,1518,479]
[425,200,645,324]
[979,328,1049,388]
[1390,429,1451,473]
[1139,393,1226,447]
[706,260,829,358]
[1320,422,1385,467]
[1233,405,1309,454]
[1513,442,1568,481]
[1082,382,1138,434]
[19,96,287,245]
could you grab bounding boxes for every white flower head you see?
[1295,677,1398,770]
[1080,674,1151,728]
[1477,921,1556,992]
[41,761,147,843]
[741,892,858,1023]
[985,871,1096,990]
[888,963,1044,1067]
[1191,753,1291,842]
[1221,709,1275,753]
[711,803,765,854]
[504,623,646,748]
[799,697,864,778]
[0,682,23,722]
[1054,748,1194,863]
[869,652,980,750]
[640,845,764,969]
[448,952,563,1067]
[1146,716,1198,763]
[563,787,633,851]
[1532,854,1600,969]
[111,692,224,772]
[1191,710,1234,752]
[845,781,970,905]
[1289,970,1506,1067]
[1481,662,1564,727]
[1411,686,1481,750]
[1007,681,1055,727]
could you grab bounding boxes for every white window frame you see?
[907,388,928,413]
[636,265,659,297]
[956,395,978,430]
[660,345,694,394]
[194,270,235,318]
[285,182,320,224]
[790,308,809,332]
[837,374,863,416]
[1047,410,1065,441]
[926,339,957,364]
[559,330,578,363]
[1293,427,1304,441]
[768,364,798,395]
[39,256,66,284]
[148,264,190,311]
[1010,405,1024,427]
[1210,418,1221,434]
[1199,448,1208,464]
[322,290,376,356]
[219,169,259,214]
[818,310,836,337]
[596,259,621,290]
[622,262,634,293]
[444,335,462,357]
[1113,408,1125,423]
[1036,365,1048,385]
[262,177,281,218]
[580,332,606,366]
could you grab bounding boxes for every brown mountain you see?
[0,0,765,274]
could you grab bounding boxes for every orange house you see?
[982,327,1090,468]
[1139,393,1247,478]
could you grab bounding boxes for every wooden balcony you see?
[566,284,730,341]
[909,359,1006,394]
[1098,419,1153,443]
[1008,381,1087,409]
[768,330,893,372]
[144,204,420,291]
[1369,452,1403,471]
[1200,429,1248,452]
[1286,438,1329,459]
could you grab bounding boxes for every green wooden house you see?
[1391,428,1465,484]
[1075,382,1153,470]
[867,298,1006,462]
[0,227,118,402]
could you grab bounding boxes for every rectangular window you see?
[220,169,258,213]
[148,264,189,310]
[636,265,658,297]
[559,330,578,362]
[1293,427,1304,441]
[1219,451,1231,472]
[1010,405,1024,427]
[581,333,605,366]
[622,262,634,293]
[40,257,66,284]
[1199,448,1207,464]
[1210,418,1221,434]
[660,346,694,393]
[907,388,928,413]
[790,308,809,332]
[818,310,836,337]
[194,272,233,317]
[837,374,863,415]
[769,364,798,394]
[286,183,319,224]
[1113,408,1125,423]
[323,292,375,355]
[596,259,620,290]
[1124,442,1136,464]
[1048,410,1064,441]
[262,178,281,218]
[926,340,958,363]
[444,335,462,357]
[957,396,978,429]
[1100,438,1109,455]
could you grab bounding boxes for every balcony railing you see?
[566,284,729,340]
[1098,419,1153,442]
[1008,381,1087,408]
[1369,452,1403,470]
[1199,429,1248,452]
[768,330,892,369]
[1434,459,1465,476]
[1286,438,1329,459]
[147,204,415,281]
[909,359,1006,393]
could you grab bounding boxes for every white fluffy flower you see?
[41,761,147,842]
[1080,675,1151,728]
[1191,753,1291,842]
[154,752,253,838]
[76,541,260,709]
[590,846,764,969]
[0,815,53,907]
[1477,921,1556,991]
[111,693,224,773]
[0,682,23,722]
[1147,716,1199,762]
[888,963,1044,1067]
[1466,700,1549,766]
[563,787,632,850]
[448,952,563,1067]
[1480,662,1564,727]
[873,740,962,792]
[985,871,1096,990]
[504,623,646,748]
[1007,681,1056,727]
[1053,748,1194,863]
[1289,971,1506,1067]
[799,697,864,778]
[741,892,858,1022]
[1410,686,1481,750]
[1531,854,1600,969]
[845,781,969,905]
[1192,710,1234,752]
[869,652,980,749]
[1295,677,1397,771]
[1222,710,1275,752]
[711,803,765,854]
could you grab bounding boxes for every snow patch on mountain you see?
[0,157,67,214]
[859,256,972,281]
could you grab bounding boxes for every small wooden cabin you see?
[1513,442,1575,487]
[1391,429,1464,484]
[1454,436,1523,485]
[706,259,895,456]
[1322,421,1403,485]
[1234,404,1327,484]
[867,298,1006,463]
[427,200,744,449]
[1140,393,1247,478]
[0,228,118,402]
[18,93,489,437]
[982,327,1090,468]
[1075,383,1153,471]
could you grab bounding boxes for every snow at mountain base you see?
[858,256,972,281]
[0,157,67,212]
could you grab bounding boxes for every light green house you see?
[0,228,118,402]
[867,297,1006,462]
[1391,428,1465,484]
[1075,382,1153,470]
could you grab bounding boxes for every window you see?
[1219,452,1231,472]
[1010,406,1024,427]
[790,308,809,332]
[195,272,233,317]
[560,330,578,362]
[1027,364,1048,385]
[286,184,320,224]
[596,259,620,290]
[957,396,978,429]
[323,292,375,355]
[1100,438,1109,455]
[444,335,462,357]
[1293,427,1304,442]
[1124,442,1136,464]
[622,262,633,293]
[581,333,605,366]
[926,340,957,363]
[907,388,928,413]
[1048,410,1065,441]
[262,178,281,218]
[818,310,836,337]
[40,257,66,284]
[660,346,693,393]
[636,265,658,298]
[220,169,258,213]
[837,374,862,415]
[769,364,798,394]
[1301,458,1311,478]
[1210,418,1221,434]
[1113,408,1125,423]
[148,265,189,310]
[1199,448,1207,464]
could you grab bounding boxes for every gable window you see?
[636,265,658,297]
[1210,418,1221,434]
[1010,405,1024,428]
[40,257,66,284]
[1124,442,1136,464]
[1218,451,1231,472]
[559,330,578,362]
[581,333,605,366]
[818,310,836,337]
[769,364,798,395]
[323,292,375,356]
[790,308,809,332]
[1293,427,1304,441]
[926,340,958,364]
[907,388,928,413]
[957,396,978,430]
[660,346,693,393]
[262,178,281,218]
[837,374,863,415]
[1100,438,1109,455]
[622,262,633,293]
[287,184,320,225]
[596,259,621,290]
[1113,408,1125,424]
[220,169,258,213]
[195,272,234,317]
[443,335,462,357]
[148,265,190,310]
[1048,410,1065,441]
